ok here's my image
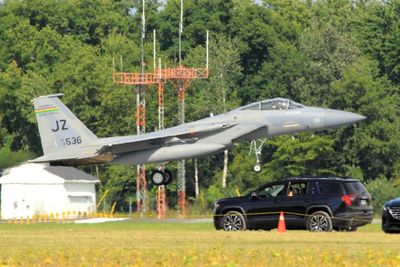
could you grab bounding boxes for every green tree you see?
[355,0,400,85]
[265,134,336,179]
[295,22,359,107]
[157,0,234,59]
[366,177,400,214]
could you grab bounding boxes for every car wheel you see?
[221,211,247,231]
[306,211,333,232]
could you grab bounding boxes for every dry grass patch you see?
[0,221,398,266]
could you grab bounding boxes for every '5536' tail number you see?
[65,136,82,146]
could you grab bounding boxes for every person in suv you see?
[213,177,373,232]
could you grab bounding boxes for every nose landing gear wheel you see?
[249,138,266,173]
[253,163,262,173]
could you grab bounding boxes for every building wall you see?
[64,183,97,214]
[1,183,65,219]
[1,182,97,219]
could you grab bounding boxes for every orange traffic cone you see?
[277,212,286,233]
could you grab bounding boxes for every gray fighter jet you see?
[30,94,365,185]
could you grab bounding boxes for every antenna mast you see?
[179,0,183,67]
[136,0,147,213]
[112,0,209,217]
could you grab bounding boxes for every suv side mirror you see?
[251,192,258,200]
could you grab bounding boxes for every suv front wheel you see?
[221,211,247,231]
[306,211,333,232]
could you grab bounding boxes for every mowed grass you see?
[0,220,399,266]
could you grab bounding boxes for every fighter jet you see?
[30,94,365,185]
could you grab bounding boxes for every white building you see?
[0,163,99,219]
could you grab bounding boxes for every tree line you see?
[1,0,400,213]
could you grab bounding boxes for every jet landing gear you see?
[253,163,262,173]
[150,169,173,186]
[249,138,267,173]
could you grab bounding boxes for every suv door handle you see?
[305,199,310,202]
[275,200,281,203]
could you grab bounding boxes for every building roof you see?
[0,163,99,184]
[44,166,99,182]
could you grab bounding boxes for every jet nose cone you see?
[324,109,366,128]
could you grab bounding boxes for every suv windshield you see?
[344,182,368,194]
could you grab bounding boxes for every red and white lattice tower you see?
[112,0,209,216]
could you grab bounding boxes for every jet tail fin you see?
[32,94,98,155]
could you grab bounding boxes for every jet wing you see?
[99,122,237,155]
[30,122,237,165]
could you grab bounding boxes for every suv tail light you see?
[341,194,354,206]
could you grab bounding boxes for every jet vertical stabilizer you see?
[32,94,98,155]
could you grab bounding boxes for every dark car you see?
[213,177,373,232]
[382,198,400,233]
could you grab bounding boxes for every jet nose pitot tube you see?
[323,109,366,128]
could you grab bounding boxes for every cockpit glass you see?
[261,100,290,110]
[241,103,260,111]
[288,101,305,109]
[238,98,305,111]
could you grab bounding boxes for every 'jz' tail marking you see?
[32,93,98,155]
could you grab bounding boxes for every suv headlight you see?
[383,205,388,211]
[214,202,220,211]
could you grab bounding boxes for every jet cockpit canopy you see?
[238,98,305,111]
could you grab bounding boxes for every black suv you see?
[382,198,400,233]
[213,177,373,232]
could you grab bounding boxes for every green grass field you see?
[0,220,399,266]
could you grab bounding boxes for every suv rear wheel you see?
[221,211,247,231]
[306,211,333,232]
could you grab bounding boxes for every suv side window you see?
[257,183,285,198]
[287,182,308,197]
[343,181,367,194]
[317,181,343,194]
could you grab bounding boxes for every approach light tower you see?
[137,0,147,213]
[112,0,151,213]
[162,0,209,213]
[113,0,209,215]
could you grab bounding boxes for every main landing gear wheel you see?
[253,163,262,173]
[151,170,165,186]
[163,169,173,185]
[150,170,173,186]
